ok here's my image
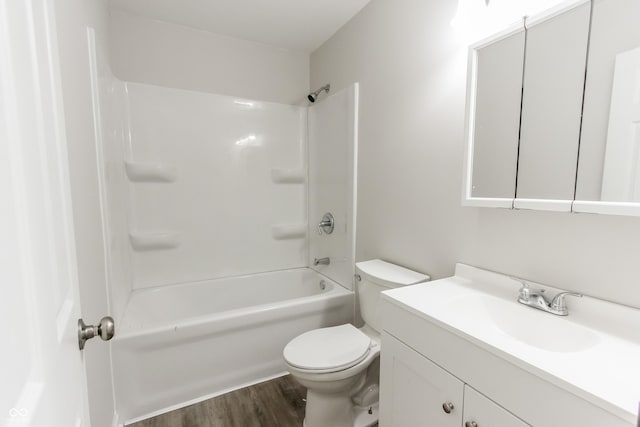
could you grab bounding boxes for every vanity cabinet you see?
[379,283,634,427]
[380,332,529,427]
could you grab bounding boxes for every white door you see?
[0,0,90,426]
[601,47,640,202]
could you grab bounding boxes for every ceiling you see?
[108,0,371,53]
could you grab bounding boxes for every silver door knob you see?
[465,421,479,427]
[78,316,114,350]
[442,402,455,414]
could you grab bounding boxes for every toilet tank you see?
[356,259,429,333]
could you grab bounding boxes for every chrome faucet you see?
[313,257,330,266]
[516,281,582,316]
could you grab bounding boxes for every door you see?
[1,0,89,426]
[379,332,464,427]
[600,47,640,202]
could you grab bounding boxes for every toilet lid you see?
[283,324,371,372]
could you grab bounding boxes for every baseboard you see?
[121,371,290,425]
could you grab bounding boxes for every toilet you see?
[283,259,429,427]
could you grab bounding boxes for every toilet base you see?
[353,402,379,427]
[302,400,379,427]
[304,389,355,427]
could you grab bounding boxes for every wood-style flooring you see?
[127,375,307,427]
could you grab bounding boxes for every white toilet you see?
[283,259,429,427]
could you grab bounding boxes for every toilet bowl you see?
[283,259,429,427]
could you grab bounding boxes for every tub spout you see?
[313,257,330,266]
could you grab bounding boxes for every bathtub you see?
[112,268,354,423]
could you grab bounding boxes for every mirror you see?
[515,2,590,205]
[575,0,640,211]
[465,24,525,204]
[463,1,591,211]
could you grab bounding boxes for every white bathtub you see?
[113,268,354,423]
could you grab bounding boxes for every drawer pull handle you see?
[442,402,455,414]
[465,421,479,427]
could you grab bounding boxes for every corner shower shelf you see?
[125,161,177,183]
[129,232,180,251]
[271,168,306,184]
[271,224,307,240]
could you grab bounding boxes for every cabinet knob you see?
[465,421,479,427]
[442,402,455,414]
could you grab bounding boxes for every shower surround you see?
[92,52,359,422]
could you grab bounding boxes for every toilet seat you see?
[283,324,371,373]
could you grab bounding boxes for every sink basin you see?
[450,294,601,352]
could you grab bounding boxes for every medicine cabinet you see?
[463,0,640,216]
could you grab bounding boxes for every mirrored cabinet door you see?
[574,0,640,215]
[463,23,525,207]
[469,27,525,201]
[515,2,591,206]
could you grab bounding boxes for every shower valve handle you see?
[317,212,335,235]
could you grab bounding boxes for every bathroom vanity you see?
[379,264,639,426]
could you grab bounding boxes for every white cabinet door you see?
[463,386,530,427]
[0,0,89,426]
[516,2,591,202]
[469,26,525,200]
[380,332,464,427]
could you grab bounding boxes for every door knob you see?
[465,421,479,427]
[78,316,114,350]
[442,402,455,414]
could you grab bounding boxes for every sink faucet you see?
[516,281,582,316]
[313,257,330,266]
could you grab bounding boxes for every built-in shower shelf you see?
[125,161,177,183]
[271,224,307,240]
[129,232,180,251]
[271,168,306,184]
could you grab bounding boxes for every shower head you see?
[307,84,331,103]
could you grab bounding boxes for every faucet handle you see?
[516,281,533,303]
[517,281,529,296]
[550,292,582,314]
[513,278,545,303]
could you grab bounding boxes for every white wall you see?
[117,82,307,290]
[109,9,310,105]
[311,0,640,309]
[53,0,116,425]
